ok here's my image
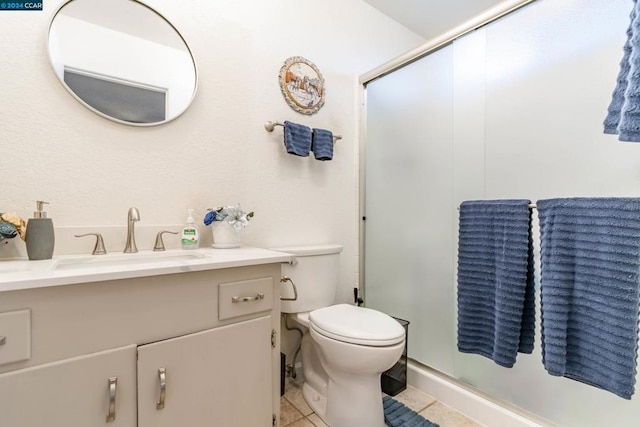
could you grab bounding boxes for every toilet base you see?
[302,375,386,427]
[302,382,328,422]
[324,373,386,427]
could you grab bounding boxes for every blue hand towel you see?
[283,121,312,157]
[311,128,334,161]
[537,197,640,399]
[604,0,636,135]
[618,0,640,142]
[457,200,535,368]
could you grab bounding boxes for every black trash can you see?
[280,352,286,396]
[381,317,409,396]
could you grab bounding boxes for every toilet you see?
[276,244,405,427]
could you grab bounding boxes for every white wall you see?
[0,0,423,320]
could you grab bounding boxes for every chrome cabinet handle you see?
[232,293,265,303]
[157,367,166,410]
[106,377,117,422]
[280,276,298,301]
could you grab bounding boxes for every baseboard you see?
[407,361,558,427]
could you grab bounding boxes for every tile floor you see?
[280,378,483,427]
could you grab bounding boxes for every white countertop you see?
[0,247,293,293]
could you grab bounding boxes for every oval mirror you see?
[47,0,197,126]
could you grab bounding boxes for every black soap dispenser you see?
[25,201,55,260]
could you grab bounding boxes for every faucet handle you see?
[75,233,107,255]
[154,231,178,252]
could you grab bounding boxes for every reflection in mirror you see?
[48,0,197,126]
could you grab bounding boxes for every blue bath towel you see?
[311,128,334,161]
[537,197,640,399]
[604,0,636,135]
[457,200,535,368]
[383,396,439,427]
[283,121,312,156]
[618,0,640,142]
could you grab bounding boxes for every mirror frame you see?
[47,0,198,127]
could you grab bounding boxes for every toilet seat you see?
[309,304,405,347]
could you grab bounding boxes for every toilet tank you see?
[272,244,343,314]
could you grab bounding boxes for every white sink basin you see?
[54,251,206,271]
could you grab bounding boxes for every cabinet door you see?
[138,315,273,427]
[0,345,137,427]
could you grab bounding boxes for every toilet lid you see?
[309,304,405,346]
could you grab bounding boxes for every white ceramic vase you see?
[211,221,242,248]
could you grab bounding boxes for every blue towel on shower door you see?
[604,0,636,134]
[457,200,535,368]
[311,128,334,160]
[537,197,640,399]
[283,121,312,156]
[617,0,640,142]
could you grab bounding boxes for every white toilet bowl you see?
[295,304,405,427]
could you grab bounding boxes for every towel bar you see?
[264,121,342,143]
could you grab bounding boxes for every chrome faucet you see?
[124,207,140,253]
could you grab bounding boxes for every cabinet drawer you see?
[219,277,273,320]
[0,309,31,366]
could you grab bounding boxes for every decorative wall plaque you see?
[279,56,325,115]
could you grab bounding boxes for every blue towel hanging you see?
[283,121,312,157]
[538,197,640,399]
[604,0,640,141]
[311,128,334,161]
[604,0,636,135]
[618,0,640,141]
[457,199,535,368]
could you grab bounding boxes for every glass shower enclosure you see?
[363,1,640,426]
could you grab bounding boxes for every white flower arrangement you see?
[203,204,255,231]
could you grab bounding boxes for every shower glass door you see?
[363,1,640,426]
[364,44,456,374]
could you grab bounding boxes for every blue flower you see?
[203,210,217,226]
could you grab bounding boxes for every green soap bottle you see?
[181,209,199,250]
[25,200,55,260]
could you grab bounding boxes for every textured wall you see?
[0,0,423,307]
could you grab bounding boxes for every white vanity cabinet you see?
[0,260,284,427]
[0,345,138,427]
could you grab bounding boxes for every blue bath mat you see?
[383,396,439,427]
